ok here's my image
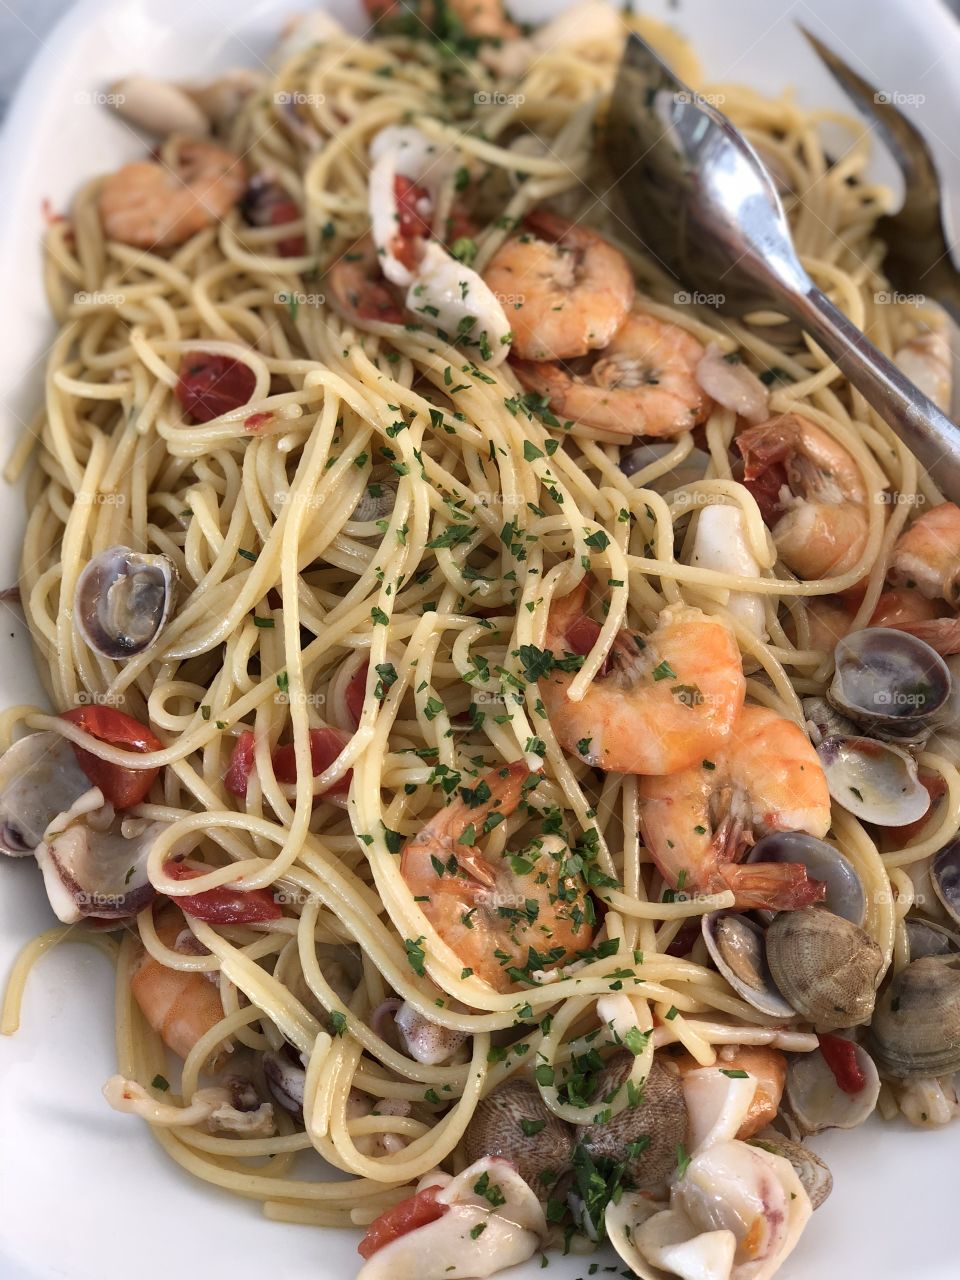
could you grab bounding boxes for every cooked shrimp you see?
[737,414,868,579]
[98,137,246,249]
[483,210,635,361]
[540,581,745,775]
[894,330,952,413]
[365,0,518,38]
[802,589,960,656]
[889,501,960,604]
[801,595,854,651]
[400,761,594,992]
[512,309,713,436]
[673,1045,786,1139]
[638,704,830,911]
[327,235,404,326]
[130,909,227,1065]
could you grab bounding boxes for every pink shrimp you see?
[638,704,830,911]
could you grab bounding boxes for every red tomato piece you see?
[175,352,256,424]
[271,727,351,798]
[392,174,432,270]
[268,198,307,257]
[225,730,256,798]
[817,1033,866,1094]
[60,705,162,809]
[164,861,282,924]
[358,1186,448,1260]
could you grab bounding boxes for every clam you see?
[784,1041,880,1134]
[36,817,159,923]
[0,731,92,856]
[575,1054,688,1190]
[748,833,866,925]
[905,915,960,960]
[394,1000,468,1065]
[747,1136,833,1209]
[74,546,177,660]
[462,1079,572,1195]
[701,912,795,1018]
[931,838,960,927]
[263,1050,306,1115]
[765,908,883,1030]
[348,479,397,526]
[619,442,711,493]
[607,1141,812,1280]
[828,628,951,743]
[805,695,931,827]
[869,954,960,1079]
[34,795,193,924]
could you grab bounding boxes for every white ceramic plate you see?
[1,1,959,1276]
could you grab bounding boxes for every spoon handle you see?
[786,286,960,501]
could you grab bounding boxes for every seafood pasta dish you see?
[4,2,960,1277]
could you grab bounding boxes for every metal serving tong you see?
[603,32,960,502]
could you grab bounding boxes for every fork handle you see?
[784,286,960,502]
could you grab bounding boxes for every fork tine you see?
[796,24,938,191]
[797,22,960,310]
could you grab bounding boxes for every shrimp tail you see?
[716,861,827,912]
[893,617,960,656]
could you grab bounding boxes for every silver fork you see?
[798,26,960,320]
[603,33,960,500]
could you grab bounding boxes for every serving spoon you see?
[603,33,960,501]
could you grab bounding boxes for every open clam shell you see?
[905,915,960,960]
[748,833,865,925]
[702,912,795,1019]
[0,732,93,856]
[784,1041,880,1133]
[814,733,930,828]
[931,838,960,927]
[828,628,951,743]
[747,1136,833,1210]
[74,546,177,661]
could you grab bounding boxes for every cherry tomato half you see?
[271,727,351,798]
[60,705,162,809]
[175,352,256,424]
[164,861,281,925]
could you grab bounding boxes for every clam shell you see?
[905,916,960,960]
[815,734,930,828]
[747,1136,833,1209]
[784,1042,879,1134]
[349,479,397,525]
[576,1054,687,1189]
[620,442,711,493]
[463,1079,573,1195]
[828,627,951,743]
[0,732,92,856]
[765,908,883,1030]
[74,546,177,661]
[931,838,960,927]
[869,955,960,1080]
[702,912,795,1018]
[748,833,865,925]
